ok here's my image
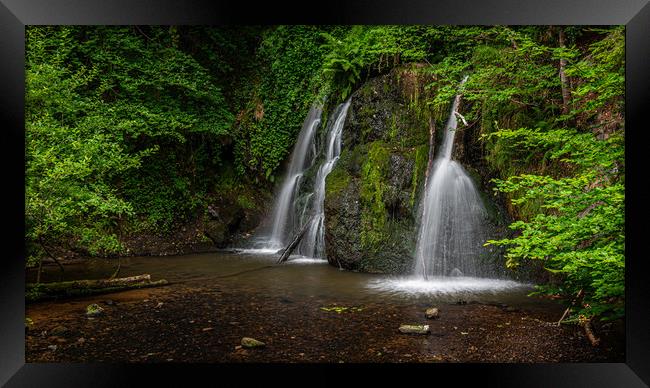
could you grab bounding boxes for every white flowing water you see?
[265,104,322,250]
[258,100,350,260]
[298,100,351,258]
[413,76,490,279]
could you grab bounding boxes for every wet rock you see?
[322,65,436,274]
[321,64,512,276]
[47,345,58,351]
[241,337,266,348]
[85,304,104,317]
[51,325,69,337]
[104,299,115,306]
[425,308,440,319]
[399,324,430,334]
[203,220,228,247]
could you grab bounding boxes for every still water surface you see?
[30,251,559,313]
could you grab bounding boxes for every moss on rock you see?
[324,65,435,274]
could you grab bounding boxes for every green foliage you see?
[477,27,625,321]
[26,38,141,256]
[26,26,235,257]
[485,128,624,320]
[565,27,625,115]
[237,26,330,181]
[236,194,256,210]
[321,26,434,100]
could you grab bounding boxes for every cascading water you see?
[298,100,351,258]
[258,99,350,260]
[266,104,322,249]
[414,76,489,279]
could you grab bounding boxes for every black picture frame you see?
[1,0,648,386]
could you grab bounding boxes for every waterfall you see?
[414,76,489,279]
[266,104,322,249]
[261,99,350,260]
[298,100,351,258]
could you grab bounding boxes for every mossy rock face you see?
[324,65,435,274]
[324,64,512,275]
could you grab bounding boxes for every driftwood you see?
[277,216,314,264]
[580,319,601,347]
[26,274,169,303]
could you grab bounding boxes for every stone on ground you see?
[425,307,440,319]
[241,337,266,348]
[399,324,430,334]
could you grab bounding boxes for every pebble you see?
[241,337,266,348]
[425,308,440,319]
[399,325,431,335]
[51,325,69,336]
[85,304,104,317]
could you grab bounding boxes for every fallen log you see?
[26,274,169,303]
[277,216,314,264]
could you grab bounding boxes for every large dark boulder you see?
[324,65,436,273]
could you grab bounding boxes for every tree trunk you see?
[558,27,571,115]
[36,257,43,284]
[39,238,64,281]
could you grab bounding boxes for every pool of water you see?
[29,251,559,312]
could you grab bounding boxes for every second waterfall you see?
[414,76,490,279]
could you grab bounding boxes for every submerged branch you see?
[277,216,314,264]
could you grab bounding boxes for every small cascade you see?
[298,100,351,258]
[414,76,489,279]
[266,104,322,249]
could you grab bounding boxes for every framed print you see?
[1,0,649,386]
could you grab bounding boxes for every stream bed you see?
[25,251,624,363]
